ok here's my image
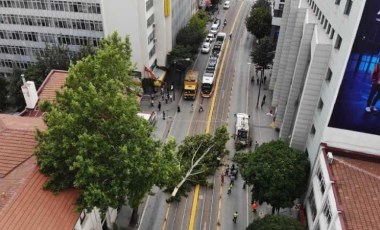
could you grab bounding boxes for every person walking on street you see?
[199,104,204,112]
[150,99,154,107]
[221,173,224,185]
[225,165,230,176]
[261,95,266,108]
[257,77,259,85]
[232,211,239,223]
[229,33,232,40]
[177,106,181,113]
[264,75,267,84]
[163,111,166,120]
[158,101,161,111]
[227,184,232,195]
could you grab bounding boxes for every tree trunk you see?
[129,208,139,226]
[272,206,275,214]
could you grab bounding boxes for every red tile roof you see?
[325,148,380,230]
[0,69,80,229]
[21,70,68,117]
[0,115,45,177]
[37,70,68,103]
[0,167,80,230]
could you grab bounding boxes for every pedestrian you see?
[151,99,154,107]
[257,78,259,85]
[216,156,221,167]
[227,184,232,195]
[225,165,230,176]
[230,174,235,185]
[232,211,239,223]
[165,94,168,104]
[255,141,259,150]
[160,87,164,95]
[163,111,166,120]
[199,104,204,112]
[161,94,164,101]
[158,101,161,111]
[264,75,267,84]
[231,163,235,171]
[252,201,258,213]
[251,76,255,84]
[229,33,232,40]
[221,173,224,185]
[242,180,247,189]
[169,94,173,102]
[177,106,181,113]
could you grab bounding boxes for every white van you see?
[137,111,157,125]
[210,24,219,34]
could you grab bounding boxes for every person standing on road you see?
[229,33,232,40]
[232,211,239,223]
[221,173,224,185]
[163,111,166,120]
[158,101,161,111]
[261,95,266,108]
[227,184,233,195]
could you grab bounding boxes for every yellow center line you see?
[188,2,246,230]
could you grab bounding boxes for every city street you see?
[125,0,284,229]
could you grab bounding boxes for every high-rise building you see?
[0,0,197,78]
[271,0,380,229]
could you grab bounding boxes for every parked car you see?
[201,42,211,54]
[223,1,230,9]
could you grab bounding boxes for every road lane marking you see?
[188,185,200,230]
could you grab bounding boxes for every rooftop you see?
[21,70,68,117]
[325,147,380,230]
[0,69,80,228]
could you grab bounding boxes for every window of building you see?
[321,15,325,25]
[335,35,342,49]
[326,67,332,82]
[308,189,317,220]
[147,14,154,28]
[318,98,324,110]
[327,24,331,34]
[317,169,325,194]
[324,20,328,29]
[323,202,332,226]
[148,30,155,44]
[335,0,340,5]
[330,28,335,39]
[344,0,353,15]
[318,11,322,20]
[310,124,316,135]
[146,0,153,11]
[149,45,156,59]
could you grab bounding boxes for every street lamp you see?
[247,62,251,81]
[172,58,191,101]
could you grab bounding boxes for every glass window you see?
[326,68,332,82]
[335,35,342,49]
[323,202,332,226]
[318,98,324,110]
[344,0,352,15]
[308,189,317,220]
[330,28,335,39]
[335,0,340,5]
[146,0,153,11]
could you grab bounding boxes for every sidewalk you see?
[248,68,299,222]
[114,87,183,229]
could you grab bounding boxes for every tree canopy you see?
[238,140,310,213]
[176,11,208,54]
[6,43,95,111]
[168,126,229,199]
[246,6,272,40]
[246,215,306,230]
[35,32,179,221]
[167,45,194,71]
[251,36,275,68]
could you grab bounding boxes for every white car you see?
[206,33,215,42]
[223,1,230,9]
[210,19,221,34]
[201,42,211,54]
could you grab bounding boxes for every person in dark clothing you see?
[163,111,166,120]
[264,75,267,84]
[257,78,259,85]
[177,106,181,112]
[261,95,266,108]
[158,101,161,111]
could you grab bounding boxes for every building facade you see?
[0,0,197,78]
[271,0,380,228]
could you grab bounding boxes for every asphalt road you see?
[136,0,272,229]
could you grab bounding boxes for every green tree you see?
[6,43,95,111]
[246,6,272,39]
[35,32,179,225]
[167,45,193,71]
[246,215,306,230]
[252,0,271,10]
[251,36,275,69]
[169,126,229,199]
[239,140,310,214]
[176,11,208,54]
